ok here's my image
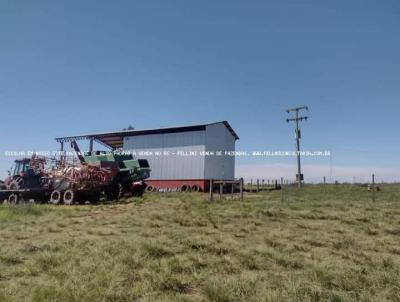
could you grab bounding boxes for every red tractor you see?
[1,156,52,203]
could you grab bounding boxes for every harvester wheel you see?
[132,185,145,197]
[88,191,100,203]
[103,183,124,201]
[8,193,19,205]
[63,190,75,205]
[50,190,62,204]
[104,189,116,201]
[146,185,154,192]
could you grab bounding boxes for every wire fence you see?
[241,174,397,203]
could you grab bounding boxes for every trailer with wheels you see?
[49,163,118,205]
[0,188,53,204]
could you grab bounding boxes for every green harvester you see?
[84,152,151,198]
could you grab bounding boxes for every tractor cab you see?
[8,158,31,177]
[4,159,30,188]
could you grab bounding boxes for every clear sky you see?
[1,0,399,182]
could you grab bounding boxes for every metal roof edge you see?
[55,120,239,142]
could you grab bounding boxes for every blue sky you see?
[1,0,399,182]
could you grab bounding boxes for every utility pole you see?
[286,106,309,188]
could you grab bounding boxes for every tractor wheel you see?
[49,190,62,204]
[92,193,100,203]
[88,191,101,204]
[63,190,75,205]
[0,192,6,204]
[8,177,24,190]
[132,185,145,197]
[104,188,116,201]
[8,193,19,205]
[103,183,124,201]
[116,183,124,200]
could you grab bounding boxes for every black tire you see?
[103,183,124,201]
[88,191,101,203]
[50,190,62,204]
[8,193,19,205]
[117,183,124,200]
[63,190,75,205]
[132,185,145,197]
[180,185,189,192]
[191,185,200,192]
[0,191,6,204]
[104,188,117,201]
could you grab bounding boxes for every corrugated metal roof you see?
[55,121,239,149]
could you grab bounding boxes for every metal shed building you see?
[55,121,239,191]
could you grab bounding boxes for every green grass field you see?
[0,185,400,302]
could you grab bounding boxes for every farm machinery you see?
[83,152,150,199]
[0,155,53,204]
[0,141,151,205]
[48,162,119,205]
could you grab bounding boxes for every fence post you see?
[209,179,214,201]
[256,179,259,193]
[262,179,265,191]
[250,179,253,192]
[231,181,234,199]
[219,183,223,200]
[372,174,375,202]
[240,178,244,201]
[281,177,284,202]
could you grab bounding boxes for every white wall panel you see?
[204,123,235,180]
[123,123,236,180]
[123,130,205,180]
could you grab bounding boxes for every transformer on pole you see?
[286,106,309,188]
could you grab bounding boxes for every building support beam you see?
[60,141,64,163]
[89,138,94,154]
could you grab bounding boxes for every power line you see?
[286,106,309,188]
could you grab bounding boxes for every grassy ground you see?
[0,185,400,302]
